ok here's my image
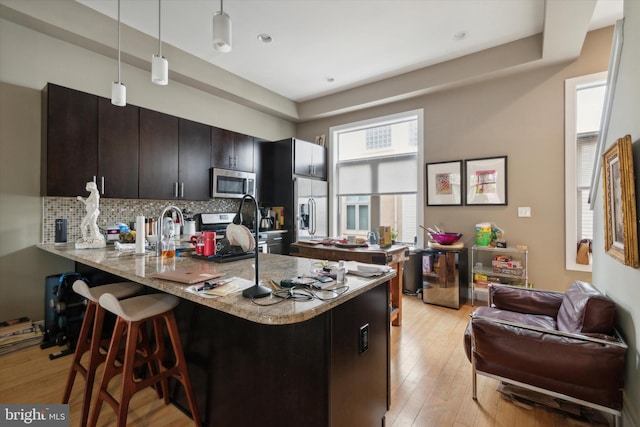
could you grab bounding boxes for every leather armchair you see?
[464,281,627,424]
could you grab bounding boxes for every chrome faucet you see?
[155,205,184,256]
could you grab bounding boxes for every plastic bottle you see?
[336,260,347,284]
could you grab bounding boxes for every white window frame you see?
[345,195,370,232]
[329,109,425,246]
[564,71,606,272]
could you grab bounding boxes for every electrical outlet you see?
[518,207,532,217]
[359,323,369,354]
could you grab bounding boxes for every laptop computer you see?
[150,268,224,284]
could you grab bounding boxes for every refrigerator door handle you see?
[308,197,316,236]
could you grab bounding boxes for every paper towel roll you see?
[136,215,146,254]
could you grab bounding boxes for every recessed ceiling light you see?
[257,33,272,43]
[453,31,467,41]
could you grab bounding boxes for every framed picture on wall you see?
[602,135,639,268]
[465,156,508,205]
[426,160,463,206]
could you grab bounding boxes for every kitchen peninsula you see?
[38,243,393,426]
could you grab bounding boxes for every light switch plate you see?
[359,323,369,354]
[518,207,531,217]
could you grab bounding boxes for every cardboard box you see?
[379,226,392,248]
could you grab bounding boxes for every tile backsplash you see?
[42,197,239,244]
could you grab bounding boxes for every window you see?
[366,126,392,150]
[565,72,606,272]
[331,110,423,244]
[345,196,370,231]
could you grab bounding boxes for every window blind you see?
[337,154,417,196]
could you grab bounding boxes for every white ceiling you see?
[76,0,623,103]
[0,0,623,121]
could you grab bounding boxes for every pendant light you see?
[212,0,232,53]
[111,0,126,106]
[151,0,168,85]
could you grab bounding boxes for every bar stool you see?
[62,280,144,427]
[89,293,201,427]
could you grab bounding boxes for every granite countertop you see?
[37,243,395,325]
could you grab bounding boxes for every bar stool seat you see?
[62,280,144,427]
[89,293,201,427]
[99,292,179,322]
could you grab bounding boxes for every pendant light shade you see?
[151,0,168,85]
[111,82,126,106]
[212,0,232,53]
[151,55,168,85]
[111,0,126,106]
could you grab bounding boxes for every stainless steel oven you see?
[211,168,256,199]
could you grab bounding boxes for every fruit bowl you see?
[429,232,463,245]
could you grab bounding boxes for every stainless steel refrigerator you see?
[294,176,328,241]
[257,138,329,254]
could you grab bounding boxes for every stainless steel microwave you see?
[211,168,256,199]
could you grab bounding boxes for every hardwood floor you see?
[0,295,599,426]
[386,296,592,427]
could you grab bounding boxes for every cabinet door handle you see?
[273,237,282,241]
[101,176,105,195]
[173,182,179,198]
[228,155,233,168]
[92,176,97,184]
[180,182,184,198]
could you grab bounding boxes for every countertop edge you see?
[37,243,395,326]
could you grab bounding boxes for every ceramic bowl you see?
[226,223,255,252]
[429,232,462,245]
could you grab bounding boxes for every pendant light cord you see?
[117,0,121,84]
[157,0,162,56]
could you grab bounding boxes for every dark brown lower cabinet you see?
[172,282,390,427]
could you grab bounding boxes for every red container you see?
[203,231,216,256]
[190,233,204,255]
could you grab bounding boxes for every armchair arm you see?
[489,284,564,317]
[471,311,627,348]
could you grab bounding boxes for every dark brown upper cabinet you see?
[211,127,254,172]
[42,84,98,197]
[179,118,211,200]
[97,98,139,199]
[139,111,211,201]
[138,108,180,200]
[42,84,259,201]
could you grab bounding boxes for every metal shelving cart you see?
[470,245,528,306]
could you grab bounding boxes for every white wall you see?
[592,1,640,425]
[0,83,74,321]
